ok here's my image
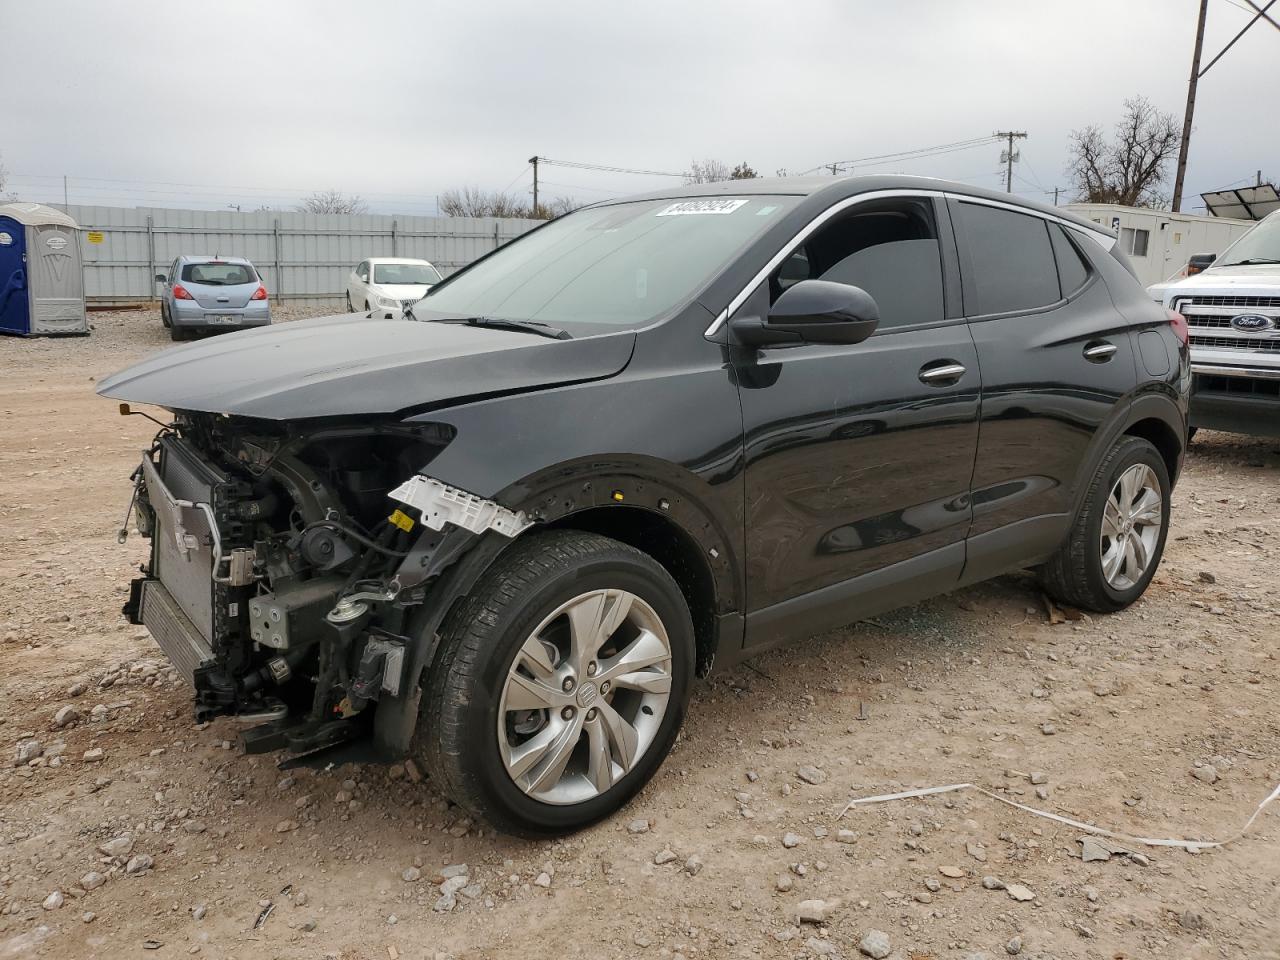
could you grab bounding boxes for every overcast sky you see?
[4,0,1277,216]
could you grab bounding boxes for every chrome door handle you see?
[919,362,966,384]
[1083,341,1117,361]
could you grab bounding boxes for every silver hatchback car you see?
[155,255,270,341]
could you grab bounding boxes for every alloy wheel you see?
[1099,463,1163,591]
[497,589,673,805]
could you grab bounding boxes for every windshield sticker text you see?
[656,199,749,217]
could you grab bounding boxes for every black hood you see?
[96,314,636,420]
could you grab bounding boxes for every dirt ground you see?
[1,305,1277,960]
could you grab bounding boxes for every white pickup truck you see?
[1152,209,1280,437]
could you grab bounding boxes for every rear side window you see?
[955,202,1060,315]
[1049,225,1090,296]
[182,262,256,285]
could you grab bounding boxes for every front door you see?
[0,217,29,335]
[735,195,980,649]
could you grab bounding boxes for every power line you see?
[799,136,1004,176]
[536,157,687,178]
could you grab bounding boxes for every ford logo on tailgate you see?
[1231,314,1274,331]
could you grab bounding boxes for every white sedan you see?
[346,257,443,318]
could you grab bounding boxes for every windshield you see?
[421,196,801,327]
[182,262,256,285]
[374,262,442,285]
[1216,213,1280,266]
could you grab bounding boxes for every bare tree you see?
[297,189,368,215]
[440,187,581,220]
[684,159,733,184]
[0,154,15,201]
[729,162,759,180]
[538,196,584,218]
[1067,97,1180,207]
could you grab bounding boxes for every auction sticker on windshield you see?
[656,199,750,216]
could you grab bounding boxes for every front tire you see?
[416,530,694,836]
[1040,436,1170,613]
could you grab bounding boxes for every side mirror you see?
[154,273,167,283]
[1187,252,1216,275]
[731,279,880,347]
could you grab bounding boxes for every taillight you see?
[1167,308,1189,345]
[250,285,268,301]
[173,284,193,300]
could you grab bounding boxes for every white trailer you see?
[1063,203,1254,288]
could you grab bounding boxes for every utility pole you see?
[1172,0,1280,211]
[1053,186,1060,206]
[529,156,539,217]
[63,175,69,210]
[1172,0,1209,212]
[994,131,1027,193]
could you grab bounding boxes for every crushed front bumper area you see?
[122,424,529,760]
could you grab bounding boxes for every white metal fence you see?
[67,205,543,301]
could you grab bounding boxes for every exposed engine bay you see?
[121,410,528,759]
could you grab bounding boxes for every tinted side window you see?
[1050,225,1090,296]
[771,199,945,331]
[956,202,1059,315]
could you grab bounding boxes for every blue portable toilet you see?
[0,202,88,336]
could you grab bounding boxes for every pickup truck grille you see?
[1189,335,1280,353]
[1177,294,1280,356]
[1176,295,1280,311]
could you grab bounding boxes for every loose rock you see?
[796,898,840,923]
[796,765,827,785]
[98,835,134,858]
[42,891,63,911]
[1005,883,1035,902]
[81,871,106,891]
[858,929,891,959]
[126,854,154,875]
[53,705,81,728]
[1191,764,1219,784]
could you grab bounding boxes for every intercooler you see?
[137,579,215,683]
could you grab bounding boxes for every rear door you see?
[950,198,1138,576]
[737,194,980,649]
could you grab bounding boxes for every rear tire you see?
[346,292,354,312]
[416,530,694,836]
[169,324,189,342]
[1039,436,1170,613]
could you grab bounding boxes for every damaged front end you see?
[121,410,527,760]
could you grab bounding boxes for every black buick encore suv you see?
[99,176,1190,834]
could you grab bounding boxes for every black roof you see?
[610,174,1108,236]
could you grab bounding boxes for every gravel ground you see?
[1,306,1277,960]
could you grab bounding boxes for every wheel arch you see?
[543,504,720,677]
[373,460,743,757]
[1068,391,1186,517]
[1122,413,1182,485]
